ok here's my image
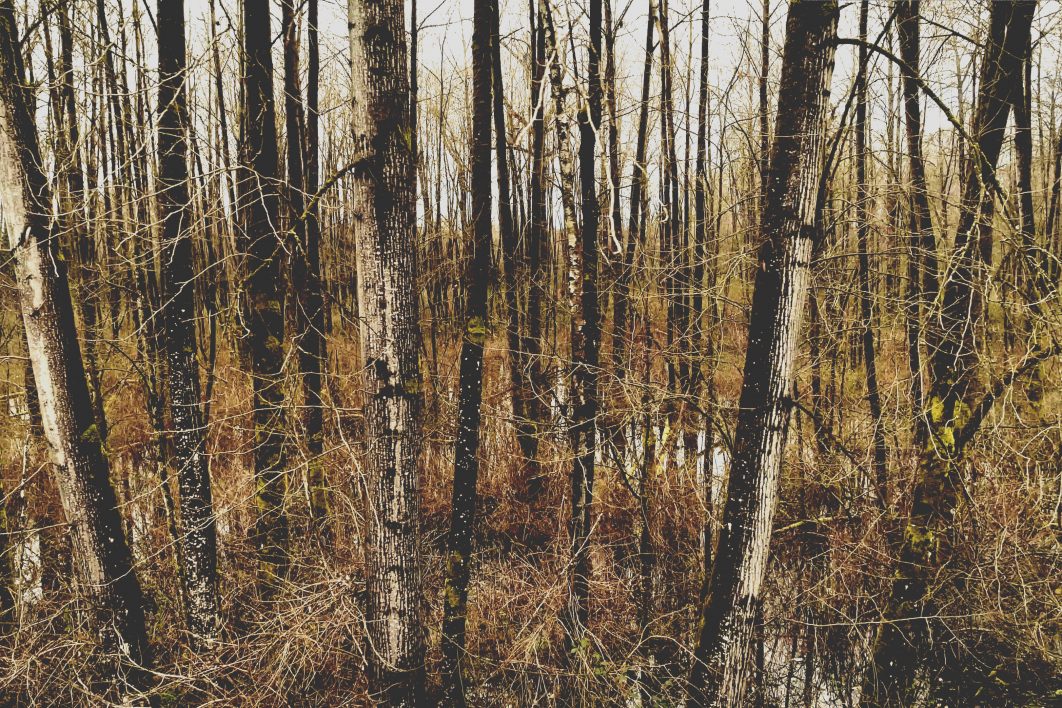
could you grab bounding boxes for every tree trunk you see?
[440,0,493,701]
[239,0,290,585]
[896,0,937,448]
[495,0,536,500]
[520,0,548,510]
[157,0,220,644]
[303,0,329,530]
[611,0,656,408]
[864,2,1036,704]
[688,3,839,703]
[693,0,712,574]
[0,0,153,695]
[565,0,602,651]
[347,0,426,701]
[854,0,888,507]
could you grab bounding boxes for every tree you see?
[566,0,603,650]
[304,0,329,530]
[157,0,220,643]
[854,0,888,507]
[440,0,493,700]
[239,0,290,584]
[0,0,152,695]
[864,2,1037,703]
[347,0,426,701]
[896,0,938,447]
[688,2,839,703]
[282,0,328,531]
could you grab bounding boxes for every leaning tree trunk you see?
[157,0,220,644]
[687,2,839,704]
[347,0,426,702]
[440,0,493,701]
[0,0,153,696]
[239,0,290,586]
[864,2,1036,704]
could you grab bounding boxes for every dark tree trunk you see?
[896,0,937,448]
[864,2,1036,704]
[693,0,713,577]
[611,0,656,390]
[494,0,536,499]
[688,3,839,704]
[303,0,328,530]
[566,0,602,651]
[854,0,888,507]
[440,0,493,701]
[157,0,220,644]
[239,0,290,585]
[520,0,548,509]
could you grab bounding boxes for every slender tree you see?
[566,0,602,649]
[303,0,328,529]
[611,0,656,403]
[520,0,548,508]
[895,0,937,446]
[157,0,220,643]
[854,0,888,507]
[239,0,290,584]
[693,0,712,574]
[348,0,426,701]
[440,0,493,700]
[688,2,839,703]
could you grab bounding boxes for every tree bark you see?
[303,0,329,530]
[896,0,938,448]
[565,0,602,651]
[688,3,839,704]
[347,0,426,701]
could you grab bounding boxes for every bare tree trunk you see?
[347,0,426,701]
[693,0,712,575]
[303,0,328,530]
[688,3,839,703]
[611,0,656,400]
[0,0,153,695]
[495,0,536,499]
[157,0,220,644]
[896,0,937,447]
[440,0,493,701]
[239,0,290,585]
[854,0,888,507]
[565,0,602,652]
[520,0,548,510]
